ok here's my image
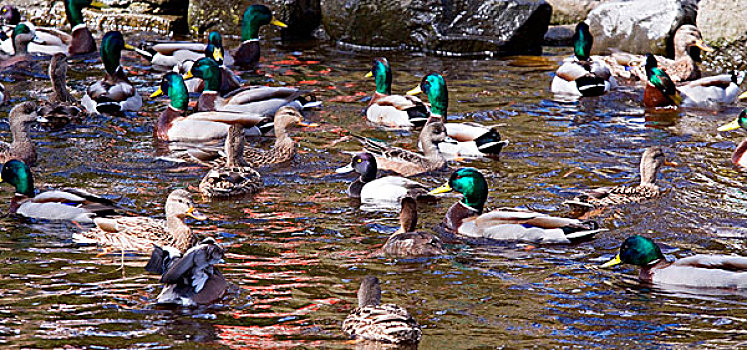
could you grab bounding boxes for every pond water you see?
[1,33,747,349]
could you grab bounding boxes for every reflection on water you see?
[0,34,747,349]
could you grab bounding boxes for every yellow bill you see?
[150,87,164,98]
[270,17,287,28]
[406,85,422,96]
[694,40,714,52]
[739,91,747,100]
[668,91,683,106]
[89,1,108,9]
[213,48,224,62]
[187,206,208,220]
[428,182,452,195]
[600,254,622,268]
[364,71,373,78]
[182,70,194,80]
[718,118,741,132]
[124,43,136,51]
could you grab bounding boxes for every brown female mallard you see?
[37,53,86,128]
[199,124,264,198]
[381,197,445,258]
[0,101,38,166]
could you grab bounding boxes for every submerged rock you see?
[586,0,697,56]
[321,0,551,56]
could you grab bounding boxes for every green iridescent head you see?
[432,167,488,212]
[205,31,225,64]
[408,72,448,117]
[155,72,189,111]
[614,235,665,267]
[573,22,592,61]
[241,4,286,41]
[717,109,747,132]
[100,31,128,76]
[1,159,35,197]
[11,23,32,54]
[188,57,222,92]
[369,57,392,95]
[64,0,104,28]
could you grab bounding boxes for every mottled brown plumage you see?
[0,101,38,166]
[356,122,448,177]
[38,53,86,128]
[199,124,263,198]
[342,276,422,344]
[381,197,445,258]
[565,147,676,216]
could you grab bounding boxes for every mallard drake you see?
[0,5,20,26]
[342,276,422,344]
[406,73,508,158]
[150,72,265,142]
[37,53,85,128]
[595,25,713,83]
[644,54,740,109]
[199,123,263,198]
[551,22,616,97]
[364,57,429,128]
[354,121,447,177]
[12,0,103,56]
[184,57,315,116]
[0,101,38,166]
[429,168,604,244]
[145,237,227,306]
[0,23,39,72]
[335,152,435,205]
[73,189,205,253]
[0,159,118,223]
[80,31,143,114]
[233,4,287,70]
[717,108,747,167]
[565,147,677,216]
[381,197,445,258]
[151,31,235,70]
[601,235,747,289]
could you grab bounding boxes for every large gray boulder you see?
[546,0,606,25]
[586,0,697,56]
[697,0,747,44]
[321,0,552,55]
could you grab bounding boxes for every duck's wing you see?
[36,188,118,215]
[185,111,266,126]
[199,167,264,198]
[675,255,747,270]
[151,42,205,55]
[342,304,422,344]
[74,216,168,252]
[383,231,445,258]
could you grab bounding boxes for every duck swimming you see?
[551,22,616,97]
[151,31,235,70]
[602,235,747,289]
[0,101,39,166]
[37,53,86,128]
[717,108,747,168]
[233,4,287,70]
[199,123,263,199]
[364,57,429,128]
[381,197,446,258]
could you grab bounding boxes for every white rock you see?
[698,0,747,43]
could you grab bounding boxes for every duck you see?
[363,57,429,128]
[37,53,86,128]
[354,121,448,177]
[184,57,316,117]
[6,0,104,56]
[595,25,713,83]
[564,147,677,216]
[174,107,315,167]
[199,123,264,199]
[551,22,616,97]
[150,72,265,142]
[717,108,747,168]
[0,101,38,166]
[233,4,287,70]
[0,5,20,26]
[601,235,747,289]
[151,31,235,70]
[429,167,604,244]
[0,159,118,223]
[0,23,40,73]
[80,31,143,114]
[335,152,435,205]
[73,189,205,253]
[342,276,422,344]
[144,237,228,306]
[406,73,509,159]
[381,197,445,258]
[644,53,740,109]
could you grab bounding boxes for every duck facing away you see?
[601,235,747,289]
[73,189,206,253]
[717,109,747,168]
[199,124,264,199]
[335,152,435,206]
[364,57,429,128]
[342,276,422,344]
[551,22,616,97]
[565,147,677,216]
[381,197,445,258]
[407,72,508,158]
[0,160,118,223]
[354,121,448,177]
[145,237,228,306]
[150,72,265,142]
[430,168,604,244]
[38,53,86,128]
[0,101,38,166]
[81,31,143,114]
